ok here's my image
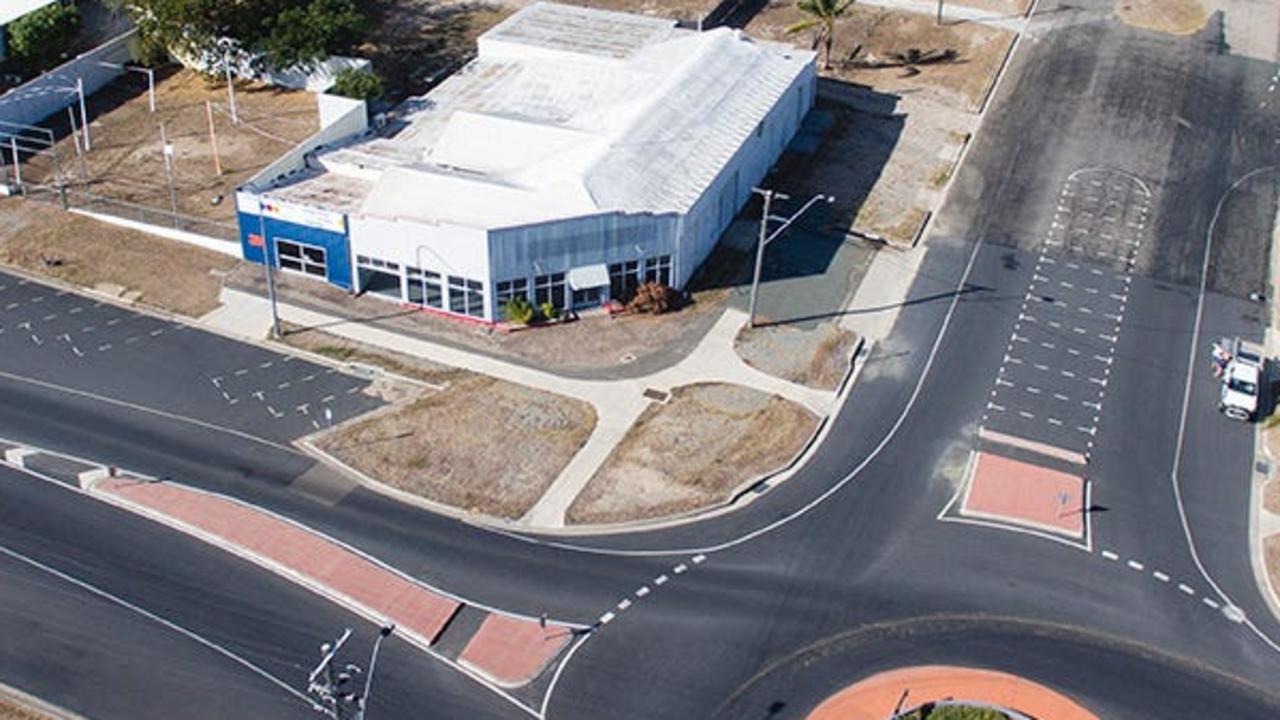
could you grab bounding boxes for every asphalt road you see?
[4,2,1280,719]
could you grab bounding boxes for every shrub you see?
[8,3,81,70]
[539,301,560,322]
[503,296,535,325]
[626,281,677,315]
[330,67,384,102]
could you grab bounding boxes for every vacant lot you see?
[560,0,720,22]
[568,383,818,524]
[1115,0,1208,35]
[24,68,317,226]
[736,323,858,390]
[317,375,595,519]
[0,199,238,316]
[363,0,517,99]
[747,5,1015,112]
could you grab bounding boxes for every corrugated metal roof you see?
[270,2,814,230]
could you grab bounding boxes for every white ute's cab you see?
[1219,338,1265,422]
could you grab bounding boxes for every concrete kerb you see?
[512,337,874,537]
[0,681,86,720]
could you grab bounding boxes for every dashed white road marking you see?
[1153,571,1170,582]
[635,586,650,598]
[1102,551,1119,561]
[654,574,668,586]
[1178,583,1195,596]
[1127,560,1145,571]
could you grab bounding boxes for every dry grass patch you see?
[0,199,237,317]
[278,322,469,386]
[736,323,858,391]
[0,702,53,720]
[1266,476,1280,516]
[1268,535,1280,606]
[1116,0,1208,35]
[747,5,1015,112]
[318,376,595,519]
[558,0,721,22]
[568,383,819,524]
[25,69,317,225]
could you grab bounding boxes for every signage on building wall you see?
[235,190,347,235]
[259,198,347,235]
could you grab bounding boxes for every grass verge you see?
[568,383,818,524]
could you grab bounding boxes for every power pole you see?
[306,626,394,720]
[159,122,179,228]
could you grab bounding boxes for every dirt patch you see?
[0,199,238,317]
[747,4,1015,112]
[567,383,818,524]
[736,323,858,390]
[317,375,595,519]
[364,1,517,99]
[0,701,53,720]
[21,68,318,229]
[1266,476,1280,515]
[770,102,969,244]
[1268,535,1280,608]
[277,322,469,386]
[558,0,721,22]
[1116,0,1208,35]
[947,0,1031,13]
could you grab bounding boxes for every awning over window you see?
[567,263,610,290]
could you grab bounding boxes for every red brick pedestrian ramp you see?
[806,665,1098,720]
[92,477,575,690]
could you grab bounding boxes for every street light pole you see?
[746,188,835,328]
[256,192,282,339]
[355,625,395,720]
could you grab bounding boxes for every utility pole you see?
[256,192,282,339]
[205,100,223,176]
[222,43,239,126]
[746,189,835,328]
[76,77,90,151]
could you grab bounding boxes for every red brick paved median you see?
[963,452,1085,537]
[96,478,461,647]
[459,613,573,687]
[807,665,1098,720]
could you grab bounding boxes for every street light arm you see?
[763,193,833,246]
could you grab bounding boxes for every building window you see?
[534,272,566,310]
[406,266,443,309]
[276,239,326,278]
[644,255,671,286]
[448,275,485,318]
[608,260,641,300]
[496,278,529,311]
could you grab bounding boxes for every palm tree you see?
[786,0,856,71]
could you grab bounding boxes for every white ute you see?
[1219,338,1265,422]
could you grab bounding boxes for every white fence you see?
[0,29,136,130]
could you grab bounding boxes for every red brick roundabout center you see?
[806,665,1098,719]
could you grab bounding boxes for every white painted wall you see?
[349,215,490,280]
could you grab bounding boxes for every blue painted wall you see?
[237,210,353,291]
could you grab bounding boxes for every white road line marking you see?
[1040,342,1055,349]
[1178,583,1195,595]
[71,347,83,357]
[29,297,42,303]
[1008,357,1023,365]
[321,395,335,404]
[1079,307,1093,314]
[692,554,707,564]
[259,361,273,368]
[1067,348,1081,356]
[1078,426,1096,435]
[97,343,111,351]
[1026,386,1041,394]
[1035,363,1049,371]
[1102,551,1119,560]
[1073,327,1087,334]
[1127,560,1144,571]
[673,564,688,574]
[124,336,140,344]
[1099,333,1117,342]
[635,586,650,598]
[105,318,119,326]
[1203,597,1220,609]
[1061,370,1076,378]
[1089,377,1107,386]
[234,369,249,376]
[1153,571,1170,582]
[149,329,163,337]
[1060,281,1074,289]
[1084,287,1099,294]
[996,378,1014,387]
[1047,418,1063,426]
[277,382,291,390]
[30,335,41,345]
[1048,321,1062,329]
[987,403,1006,412]
[1083,401,1101,410]
[1018,411,1034,419]
[1093,355,1112,364]
[68,307,83,314]
[598,612,615,625]
[346,386,360,395]
[654,574,669,586]
[41,314,56,321]
[617,599,632,611]
[1054,393,1069,401]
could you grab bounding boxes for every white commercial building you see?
[236,1,816,322]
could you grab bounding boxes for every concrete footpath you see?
[205,289,844,528]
